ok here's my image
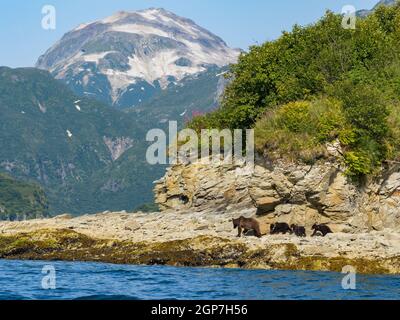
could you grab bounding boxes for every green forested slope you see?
[0,173,49,220]
[0,65,225,216]
[0,67,143,215]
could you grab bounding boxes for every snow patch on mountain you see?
[111,24,169,37]
[36,8,240,107]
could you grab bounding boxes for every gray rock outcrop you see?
[154,158,400,233]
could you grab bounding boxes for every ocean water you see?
[0,260,399,300]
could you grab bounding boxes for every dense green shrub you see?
[190,3,400,178]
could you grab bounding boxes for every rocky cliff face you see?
[154,158,400,234]
[103,136,134,161]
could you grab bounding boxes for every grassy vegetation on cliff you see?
[254,99,346,163]
[189,3,400,178]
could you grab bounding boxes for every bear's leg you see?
[311,229,317,237]
[237,226,242,237]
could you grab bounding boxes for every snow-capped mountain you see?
[36,8,240,108]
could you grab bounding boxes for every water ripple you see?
[0,260,399,300]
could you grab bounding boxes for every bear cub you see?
[270,223,292,235]
[290,224,306,237]
[311,224,333,237]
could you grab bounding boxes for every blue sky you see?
[1,0,378,67]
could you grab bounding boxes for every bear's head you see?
[232,218,240,229]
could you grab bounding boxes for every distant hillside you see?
[0,67,146,214]
[0,66,227,215]
[0,173,49,220]
[132,65,229,124]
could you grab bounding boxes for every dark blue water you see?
[0,260,399,300]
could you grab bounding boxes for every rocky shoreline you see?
[1,210,399,274]
[1,157,400,274]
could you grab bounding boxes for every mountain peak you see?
[36,8,239,108]
[357,0,396,17]
[373,0,396,9]
[104,8,170,18]
[140,7,169,14]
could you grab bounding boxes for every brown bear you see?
[290,224,306,237]
[270,223,292,235]
[311,224,333,237]
[232,216,262,238]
